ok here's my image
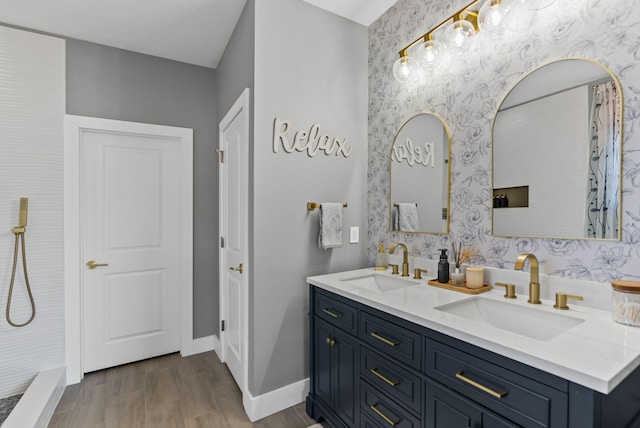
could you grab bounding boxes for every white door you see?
[219,89,250,392]
[82,128,182,372]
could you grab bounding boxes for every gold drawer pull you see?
[371,368,400,386]
[325,337,336,346]
[455,372,507,399]
[370,403,399,426]
[370,331,399,347]
[322,308,343,318]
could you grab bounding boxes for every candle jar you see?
[465,267,484,289]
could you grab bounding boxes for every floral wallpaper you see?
[367,0,640,283]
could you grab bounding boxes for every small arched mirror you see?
[389,113,451,234]
[492,59,622,240]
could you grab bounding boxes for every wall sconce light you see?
[393,0,516,83]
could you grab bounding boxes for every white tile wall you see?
[0,26,65,398]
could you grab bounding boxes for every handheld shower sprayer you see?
[6,197,35,327]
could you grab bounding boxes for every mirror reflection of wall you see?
[492,59,622,240]
[390,113,450,234]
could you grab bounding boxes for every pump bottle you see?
[437,248,450,283]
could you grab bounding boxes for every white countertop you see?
[307,268,640,394]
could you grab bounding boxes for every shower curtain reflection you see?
[585,81,620,239]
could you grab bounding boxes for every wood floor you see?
[49,351,321,428]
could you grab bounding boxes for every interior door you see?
[219,89,250,392]
[82,129,181,372]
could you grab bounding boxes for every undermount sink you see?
[435,297,584,341]
[341,273,417,293]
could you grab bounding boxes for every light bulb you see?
[392,56,418,83]
[416,38,442,71]
[478,0,513,32]
[443,18,476,51]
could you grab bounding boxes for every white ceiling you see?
[0,0,398,69]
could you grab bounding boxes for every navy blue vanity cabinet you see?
[308,289,360,428]
[307,286,640,428]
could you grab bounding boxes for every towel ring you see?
[307,202,348,211]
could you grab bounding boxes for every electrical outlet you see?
[350,226,359,244]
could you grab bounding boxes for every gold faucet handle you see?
[413,268,428,280]
[554,292,583,310]
[495,282,516,299]
[388,264,399,275]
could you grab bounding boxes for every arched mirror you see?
[389,113,451,234]
[492,59,622,240]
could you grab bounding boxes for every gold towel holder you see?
[307,202,348,211]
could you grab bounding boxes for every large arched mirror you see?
[390,113,451,234]
[492,59,623,240]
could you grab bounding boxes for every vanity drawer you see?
[315,289,358,335]
[425,338,568,428]
[361,380,421,428]
[360,346,422,415]
[360,311,422,370]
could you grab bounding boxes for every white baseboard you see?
[181,334,216,357]
[243,378,310,422]
[3,367,66,428]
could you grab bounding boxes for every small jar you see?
[451,267,465,286]
[612,280,640,326]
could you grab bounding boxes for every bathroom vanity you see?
[306,269,640,428]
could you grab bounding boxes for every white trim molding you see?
[63,115,194,384]
[243,378,310,422]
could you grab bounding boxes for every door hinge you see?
[221,320,225,332]
[220,236,225,248]
[216,149,224,163]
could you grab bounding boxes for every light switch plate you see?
[350,226,359,244]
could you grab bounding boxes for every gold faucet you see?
[514,253,541,304]
[388,243,410,277]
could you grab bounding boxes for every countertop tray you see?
[427,278,491,294]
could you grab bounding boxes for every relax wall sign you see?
[272,117,352,158]
[392,138,435,167]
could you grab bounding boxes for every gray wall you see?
[251,0,368,395]
[67,39,218,338]
[215,0,256,337]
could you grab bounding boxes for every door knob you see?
[230,263,244,274]
[86,260,109,269]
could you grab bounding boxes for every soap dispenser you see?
[437,249,450,283]
[375,243,387,271]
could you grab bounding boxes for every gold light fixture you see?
[392,0,515,83]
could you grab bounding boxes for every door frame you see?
[63,115,193,384]
[218,88,250,402]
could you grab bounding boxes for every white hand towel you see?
[318,203,343,250]
[397,203,419,232]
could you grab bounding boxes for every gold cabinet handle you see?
[86,260,109,269]
[230,263,244,274]
[325,337,336,346]
[322,308,343,319]
[370,368,400,386]
[370,331,399,347]
[455,372,507,399]
[370,403,399,426]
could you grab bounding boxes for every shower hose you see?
[6,229,35,327]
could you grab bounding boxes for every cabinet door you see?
[426,378,482,428]
[314,319,335,406]
[334,328,358,427]
[426,379,521,428]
